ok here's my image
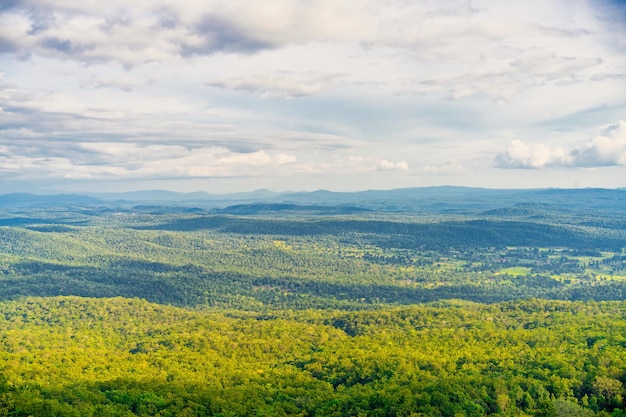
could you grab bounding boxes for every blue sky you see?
[0,0,625,193]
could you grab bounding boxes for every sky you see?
[0,0,625,194]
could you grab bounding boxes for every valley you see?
[0,187,625,416]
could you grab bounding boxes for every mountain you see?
[2,186,626,215]
[212,203,370,215]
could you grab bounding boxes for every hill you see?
[0,296,624,416]
[4,186,626,215]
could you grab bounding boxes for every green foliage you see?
[1,198,626,415]
[0,297,624,416]
[0,207,625,309]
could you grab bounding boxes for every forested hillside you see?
[0,207,625,309]
[0,297,625,416]
[0,188,625,416]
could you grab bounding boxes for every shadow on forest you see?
[134,216,623,250]
[4,259,626,309]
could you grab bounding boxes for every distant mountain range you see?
[1,187,626,215]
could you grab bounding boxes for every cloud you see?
[0,2,370,65]
[568,121,626,167]
[0,0,617,68]
[0,142,299,180]
[401,50,606,101]
[0,1,625,192]
[1,0,623,108]
[494,140,567,169]
[188,14,276,55]
[207,72,343,98]
[0,138,413,183]
[89,75,155,92]
[0,7,199,65]
[495,120,626,169]
[377,159,409,171]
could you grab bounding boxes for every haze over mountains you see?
[1,186,626,215]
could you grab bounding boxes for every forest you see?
[0,187,625,416]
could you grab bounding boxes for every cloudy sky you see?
[1,0,625,194]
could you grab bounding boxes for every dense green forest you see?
[0,297,625,416]
[0,210,625,310]
[0,188,625,416]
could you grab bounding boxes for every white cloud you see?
[568,120,626,167]
[494,139,567,169]
[495,120,626,169]
[273,153,297,165]
[377,159,409,171]
[0,0,625,192]
[0,1,617,67]
[0,141,300,180]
